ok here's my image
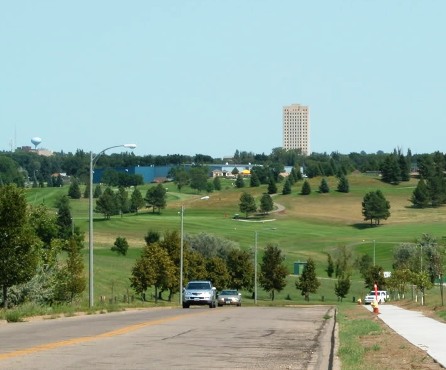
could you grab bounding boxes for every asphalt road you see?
[0,305,336,370]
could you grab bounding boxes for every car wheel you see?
[182,303,189,309]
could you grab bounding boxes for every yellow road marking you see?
[0,310,211,360]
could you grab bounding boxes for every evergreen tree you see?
[213,176,222,191]
[337,175,349,193]
[259,193,274,214]
[111,236,129,256]
[259,244,288,301]
[117,186,129,214]
[267,177,277,194]
[398,152,410,181]
[55,195,73,240]
[362,190,391,226]
[411,178,430,208]
[295,258,320,301]
[380,154,401,184]
[235,174,245,188]
[249,171,260,187]
[325,253,334,278]
[282,177,292,195]
[319,178,330,193]
[68,178,81,199]
[301,180,311,195]
[130,188,145,213]
[93,184,102,198]
[239,192,257,218]
[83,182,90,198]
[96,187,119,219]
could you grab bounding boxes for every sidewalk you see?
[364,304,446,367]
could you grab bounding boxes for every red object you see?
[374,283,378,301]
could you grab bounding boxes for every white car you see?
[364,290,388,304]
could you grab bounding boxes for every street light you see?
[179,205,184,305]
[254,228,276,304]
[89,143,136,308]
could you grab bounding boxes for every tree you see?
[116,186,130,214]
[130,188,145,213]
[206,257,230,291]
[111,236,129,256]
[411,178,430,208]
[282,177,292,195]
[130,242,175,302]
[235,174,245,188]
[172,167,190,192]
[95,187,119,219]
[259,244,288,301]
[68,178,82,199]
[145,184,167,214]
[319,178,329,193]
[213,176,221,191]
[334,274,351,302]
[295,258,320,301]
[380,153,402,184]
[337,175,349,193]
[325,253,334,278]
[362,190,391,226]
[356,253,373,279]
[189,166,209,193]
[226,249,254,291]
[93,184,102,198]
[267,177,277,194]
[55,195,73,240]
[250,171,260,187]
[259,193,274,214]
[0,185,39,308]
[301,180,311,195]
[363,265,386,291]
[239,192,257,218]
[54,237,86,303]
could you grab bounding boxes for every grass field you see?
[23,172,446,307]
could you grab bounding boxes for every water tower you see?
[31,137,42,150]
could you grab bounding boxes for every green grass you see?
[22,174,446,307]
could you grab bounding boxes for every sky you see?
[1,1,445,159]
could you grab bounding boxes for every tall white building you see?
[282,103,310,155]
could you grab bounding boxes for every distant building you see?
[282,103,310,155]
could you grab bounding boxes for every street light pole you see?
[179,205,184,306]
[89,143,136,308]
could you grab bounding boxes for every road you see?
[0,306,336,369]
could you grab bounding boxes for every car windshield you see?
[221,290,237,295]
[187,282,211,290]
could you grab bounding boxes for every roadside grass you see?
[336,303,383,370]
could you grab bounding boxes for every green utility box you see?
[293,261,307,275]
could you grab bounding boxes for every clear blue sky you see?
[1,1,445,158]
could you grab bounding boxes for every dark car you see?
[217,289,242,307]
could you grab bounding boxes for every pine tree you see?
[111,236,129,256]
[319,178,330,193]
[411,178,430,208]
[235,174,245,188]
[301,180,311,195]
[68,178,81,199]
[259,193,274,214]
[337,175,349,193]
[130,188,145,213]
[282,177,292,195]
[267,177,277,194]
